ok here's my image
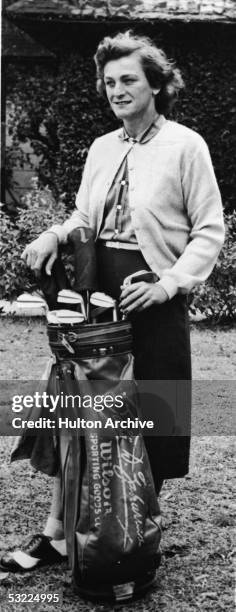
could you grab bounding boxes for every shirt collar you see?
[118,114,165,144]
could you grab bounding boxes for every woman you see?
[2,31,224,573]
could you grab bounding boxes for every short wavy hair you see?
[94,31,184,115]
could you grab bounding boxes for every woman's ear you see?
[152,88,161,96]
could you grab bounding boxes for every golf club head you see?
[123,270,159,286]
[16,293,48,311]
[47,309,85,325]
[90,292,118,322]
[46,312,61,324]
[90,292,115,308]
[57,289,87,318]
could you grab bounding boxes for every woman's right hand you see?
[21,232,58,276]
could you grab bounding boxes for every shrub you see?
[0,177,66,299]
[190,213,236,322]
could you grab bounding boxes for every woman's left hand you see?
[119,282,168,314]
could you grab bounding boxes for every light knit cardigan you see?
[51,119,225,299]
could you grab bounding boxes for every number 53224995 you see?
[8,592,61,604]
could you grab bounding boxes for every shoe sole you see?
[0,556,67,573]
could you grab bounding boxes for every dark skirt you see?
[96,243,191,481]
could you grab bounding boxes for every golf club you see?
[120,271,160,319]
[57,289,87,319]
[47,309,85,325]
[90,292,119,322]
[16,292,48,314]
[123,270,160,286]
[68,228,97,325]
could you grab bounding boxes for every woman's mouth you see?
[114,101,131,106]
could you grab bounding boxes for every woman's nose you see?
[113,82,125,97]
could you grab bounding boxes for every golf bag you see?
[46,317,161,602]
[12,228,162,603]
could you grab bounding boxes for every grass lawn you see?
[0,319,235,612]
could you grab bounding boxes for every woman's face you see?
[104,51,157,123]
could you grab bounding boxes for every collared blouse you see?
[99,115,164,243]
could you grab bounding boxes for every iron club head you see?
[47,309,85,325]
[57,289,87,319]
[16,293,48,314]
[90,292,119,322]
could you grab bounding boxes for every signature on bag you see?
[114,439,146,548]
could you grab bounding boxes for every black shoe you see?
[0,534,67,573]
